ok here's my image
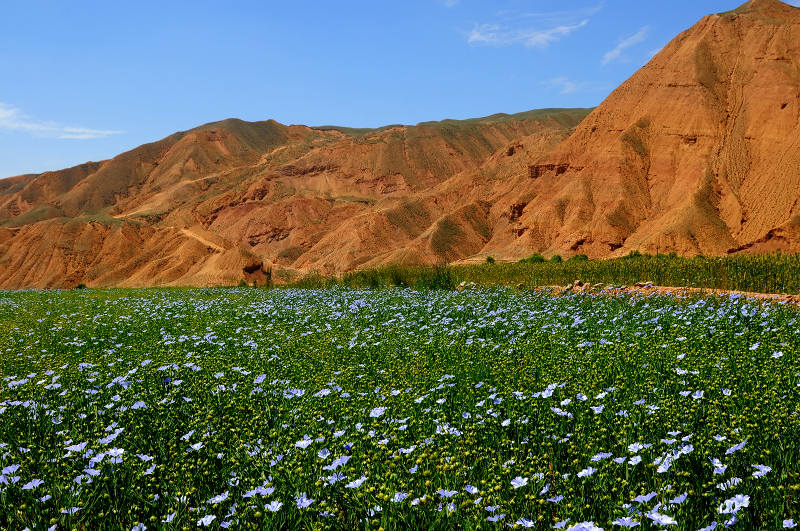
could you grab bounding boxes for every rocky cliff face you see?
[2,0,800,288]
[486,0,800,259]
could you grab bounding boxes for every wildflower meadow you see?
[0,287,798,530]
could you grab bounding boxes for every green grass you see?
[0,287,797,529]
[290,253,800,295]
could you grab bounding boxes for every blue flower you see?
[197,515,215,526]
[613,516,639,528]
[295,492,315,509]
[511,476,528,489]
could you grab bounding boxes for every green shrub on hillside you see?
[519,253,546,264]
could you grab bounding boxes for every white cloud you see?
[468,24,502,45]
[602,26,649,65]
[0,102,122,140]
[465,5,599,48]
[468,19,589,48]
[525,20,589,47]
[543,77,581,94]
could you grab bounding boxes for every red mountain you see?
[2,0,799,288]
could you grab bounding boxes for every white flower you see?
[725,441,746,455]
[369,406,386,418]
[22,479,44,490]
[65,442,87,453]
[669,492,688,505]
[577,466,596,478]
[711,458,728,475]
[327,472,346,485]
[716,477,742,491]
[718,494,750,514]
[322,455,350,471]
[566,522,604,531]
[345,476,366,489]
[511,476,528,489]
[197,514,216,526]
[628,442,649,453]
[207,491,229,504]
[647,511,677,526]
[295,438,313,449]
[265,500,282,512]
[633,492,656,504]
[392,492,409,503]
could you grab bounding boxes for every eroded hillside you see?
[0,110,588,287]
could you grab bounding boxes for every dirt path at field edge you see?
[530,282,800,306]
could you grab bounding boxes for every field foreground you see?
[0,288,798,530]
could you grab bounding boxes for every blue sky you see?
[1,0,794,177]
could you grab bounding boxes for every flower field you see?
[0,287,798,530]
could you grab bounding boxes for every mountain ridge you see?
[0,108,588,287]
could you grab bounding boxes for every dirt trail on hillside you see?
[180,228,226,252]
